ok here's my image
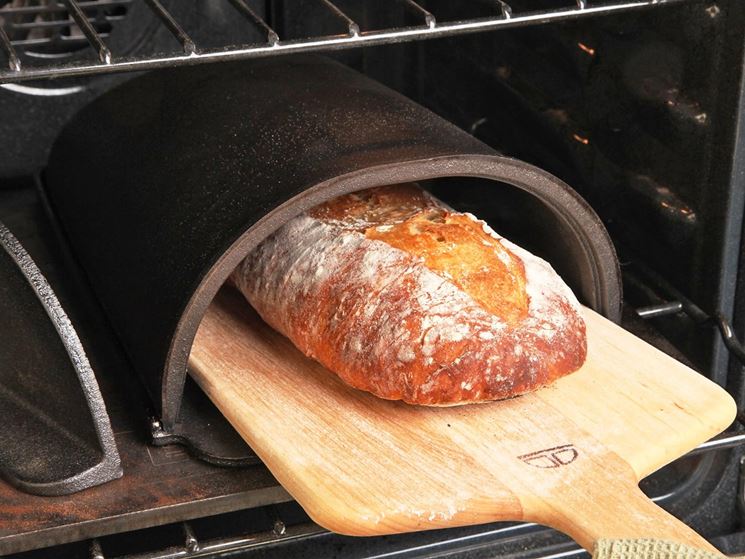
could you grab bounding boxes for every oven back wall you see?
[362,0,745,380]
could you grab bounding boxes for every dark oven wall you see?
[347,0,745,386]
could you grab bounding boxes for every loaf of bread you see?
[231,184,587,405]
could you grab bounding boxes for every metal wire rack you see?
[0,0,695,84]
[69,436,745,559]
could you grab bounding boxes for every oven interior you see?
[0,0,744,557]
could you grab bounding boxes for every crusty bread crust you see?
[232,184,587,405]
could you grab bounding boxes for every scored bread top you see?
[310,185,529,325]
[234,183,587,405]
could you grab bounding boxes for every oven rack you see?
[0,0,695,84]
[86,519,552,559]
[68,426,745,559]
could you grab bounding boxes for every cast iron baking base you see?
[0,185,289,556]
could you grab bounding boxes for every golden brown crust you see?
[308,183,439,230]
[366,212,529,326]
[312,184,529,325]
[233,184,587,405]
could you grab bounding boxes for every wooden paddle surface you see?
[189,288,736,553]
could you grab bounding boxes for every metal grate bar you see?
[497,0,514,19]
[0,0,695,84]
[6,16,124,31]
[319,0,360,36]
[9,35,110,48]
[90,539,104,559]
[689,432,745,455]
[0,0,130,17]
[99,521,326,559]
[399,0,436,28]
[182,522,199,553]
[144,0,196,55]
[61,0,111,64]
[0,24,20,72]
[227,0,279,46]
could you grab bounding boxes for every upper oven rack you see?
[0,0,695,84]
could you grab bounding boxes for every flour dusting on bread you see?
[232,184,587,405]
